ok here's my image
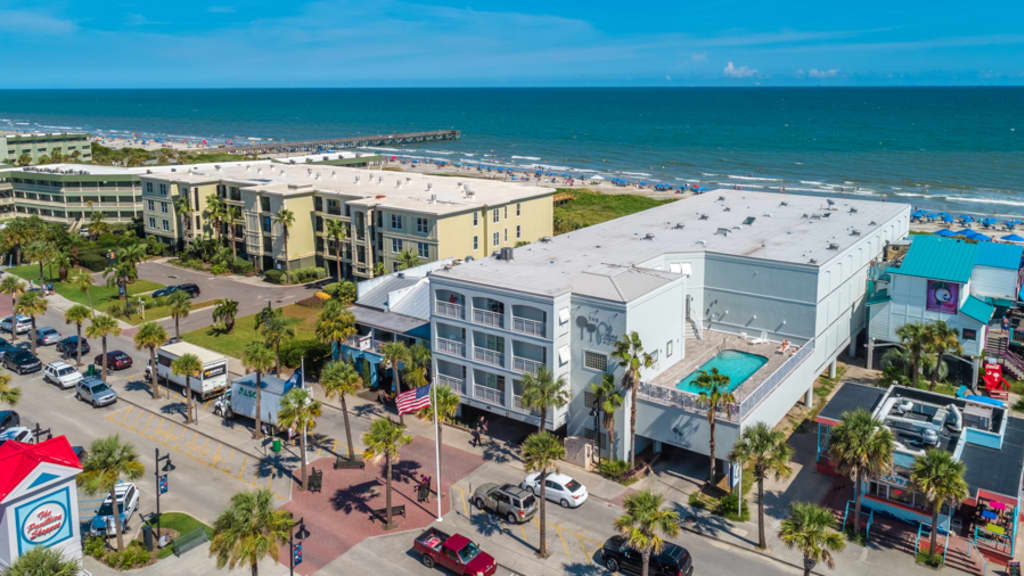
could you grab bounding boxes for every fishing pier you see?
[223,129,460,155]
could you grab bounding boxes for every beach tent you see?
[1001,234,1024,243]
[935,229,958,237]
[969,231,992,242]
[958,214,974,223]
[940,214,954,223]
[983,217,997,227]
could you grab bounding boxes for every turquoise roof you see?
[960,295,995,324]
[976,242,1024,270]
[891,236,977,283]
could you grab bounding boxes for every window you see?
[416,217,429,233]
[147,199,155,211]
[650,350,659,365]
[161,220,169,231]
[160,202,168,213]
[962,328,977,341]
[262,216,271,233]
[492,210,499,223]
[558,346,570,366]
[473,236,478,250]
[391,214,403,230]
[666,340,674,357]
[516,225,521,238]
[504,206,508,218]
[473,212,478,226]
[418,242,429,258]
[159,183,168,196]
[148,217,156,228]
[504,229,508,241]
[260,196,270,211]
[392,238,402,253]
[493,232,499,246]
[584,351,608,372]
[145,182,153,194]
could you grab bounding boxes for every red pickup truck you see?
[413,527,498,576]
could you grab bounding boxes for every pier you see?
[223,129,460,155]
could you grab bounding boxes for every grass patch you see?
[182,303,319,359]
[553,188,676,234]
[7,264,163,311]
[146,512,213,559]
[142,299,218,322]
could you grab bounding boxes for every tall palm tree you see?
[694,367,735,484]
[522,432,566,558]
[897,322,929,387]
[273,209,295,283]
[320,360,362,462]
[828,408,894,536]
[397,248,422,270]
[64,304,92,368]
[213,299,240,332]
[521,367,569,433]
[24,240,49,284]
[15,291,46,355]
[925,322,962,391]
[613,490,680,576]
[612,331,653,468]
[420,384,460,476]
[779,502,845,576]
[204,194,227,245]
[134,322,168,399]
[77,435,144,552]
[66,268,94,309]
[173,194,193,249]
[315,299,356,361]
[0,276,24,316]
[405,343,432,389]
[104,243,147,306]
[911,449,967,556]
[380,341,410,415]
[172,353,202,424]
[260,310,292,374]
[243,340,275,438]
[278,387,322,490]
[209,489,293,576]
[0,373,21,406]
[86,315,120,384]
[730,422,793,549]
[52,250,72,281]
[3,546,79,576]
[168,290,192,340]
[88,211,109,239]
[227,206,242,260]
[362,418,413,529]
[325,219,348,280]
[600,375,624,461]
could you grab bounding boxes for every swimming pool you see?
[675,349,769,394]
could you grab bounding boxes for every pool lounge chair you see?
[776,340,792,354]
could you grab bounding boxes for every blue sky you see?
[1,0,1023,87]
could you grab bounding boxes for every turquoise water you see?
[676,349,769,394]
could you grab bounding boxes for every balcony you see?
[435,301,464,320]
[473,347,505,367]
[512,316,546,337]
[437,374,468,395]
[474,385,505,406]
[512,356,544,376]
[511,395,526,411]
[435,337,465,357]
[473,308,505,328]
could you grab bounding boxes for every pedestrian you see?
[480,417,489,441]
[418,474,431,503]
[471,426,481,447]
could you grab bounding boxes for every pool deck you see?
[648,330,793,403]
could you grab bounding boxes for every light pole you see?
[289,517,309,576]
[154,449,175,545]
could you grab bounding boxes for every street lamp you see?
[154,448,175,545]
[289,517,310,576]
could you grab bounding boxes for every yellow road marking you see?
[460,487,468,516]
[266,476,273,490]
[554,523,571,559]
[520,522,527,540]
[236,455,247,480]
[332,439,337,453]
[139,413,154,434]
[130,409,144,431]
[576,533,592,562]
[119,406,134,424]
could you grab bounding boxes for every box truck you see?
[146,341,229,400]
[213,372,301,428]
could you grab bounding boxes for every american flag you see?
[396,385,432,415]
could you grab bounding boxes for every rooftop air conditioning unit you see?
[827,242,840,250]
[540,236,552,243]
[643,233,655,240]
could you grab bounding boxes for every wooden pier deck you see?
[222,129,460,155]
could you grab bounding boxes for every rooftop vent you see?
[715,227,731,236]
[869,220,877,226]
[426,183,432,192]
[643,233,656,240]
[742,216,756,225]
[723,206,732,212]
[827,199,835,206]
[850,229,861,236]
[809,258,818,264]
[718,195,726,201]
[695,239,707,246]
[540,236,552,243]
[673,223,685,230]
[215,165,221,171]
[429,193,437,204]
[499,247,514,260]
[698,213,709,220]
[849,207,858,214]
[827,242,840,250]
[780,201,789,207]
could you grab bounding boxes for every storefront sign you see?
[926,280,959,314]
[14,488,73,555]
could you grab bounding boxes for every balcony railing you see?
[473,308,505,328]
[437,374,468,395]
[512,316,546,337]
[474,385,505,406]
[511,395,526,411]
[435,337,465,357]
[473,347,505,367]
[512,356,544,376]
[435,301,464,320]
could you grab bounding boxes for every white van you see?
[146,341,228,400]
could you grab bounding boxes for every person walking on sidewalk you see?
[417,474,431,503]
[471,424,482,447]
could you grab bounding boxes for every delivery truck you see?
[146,341,229,400]
[213,372,301,429]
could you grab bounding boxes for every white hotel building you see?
[429,190,910,472]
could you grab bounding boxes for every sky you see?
[1,0,1023,87]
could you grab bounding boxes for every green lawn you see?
[7,264,164,310]
[145,512,213,559]
[142,298,218,322]
[182,303,319,359]
[553,188,677,234]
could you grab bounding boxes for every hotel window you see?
[147,200,155,211]
[504,206,508,218]
[584,351,608,372]
[504,229,508,241]
[160,202,168,213]
[418,242,429,258]
[391,214,403,230]
[159,184,168,196]
[473,236,478,250]
[516,225,521,238]
[392,238,402,253]
[161,220,169,231]
[145,182,153,194]
[314,197,323,211]
[492,210,499,223]
[473,212,478,226]
[262,216,271,233]
[148,217,156,229]
[963,328,977,341]
[416,217,429,233]
[493,232,499,246]
[260,196,270,212]
[666,340,673,357]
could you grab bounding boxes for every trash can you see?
[272,438,282,453]
[142,524,155,552]
[87,365,97,377]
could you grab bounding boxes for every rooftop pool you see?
[676,349,769,394]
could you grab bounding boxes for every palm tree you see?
[925,322,962,391]
[135,322,168,399]
[897,322,929,387]
[325,219,348,280]
[911,449,967,557]
[88,211,109,240]
[278,387,322,490]
[3,546,79,576]
[273,209,295,283]
[260,310,292,374]
[104,243,147,306]
[0,373,21,406]
[320,360,362,462]
[380,340,410,402]
[362,418,413,529]
[521,367,569,433]
[828,408,894,536]
[67,268,94,309]
[213,299,240,332]
[522,431,566,558]
[227,206,242,260]
[693,367,735,484]
[614,490,680,576]
[404,343,432,389]
[730,422,793,549]
[173,194,193,249]
[24,240,49,284]
[86,314,120,383]
[77,435,144,552]
[15,291,46,355]
[172,353,202,424]
[64,304,92,367]
[209,489,292,576]
[612,331,653,468]
[0,276,24,315]
[52,250,72,281]
[420,384,460,476]
[204,194,227,245]
[779,502,845,576]
[243,340,275,438]
[397,248,422,270]
[315,299,356,361]
[168,290,192,339]
[598,375,624,460]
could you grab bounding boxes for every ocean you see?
[1,87,1021,215]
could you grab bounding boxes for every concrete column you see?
[971,356,980,393]
[866,339,875,370]
[828,357,838,379]
[848,334,858,358]
[805,384,814,407]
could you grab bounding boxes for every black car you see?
[4,349,41,375]
[56,335,91,357]
[0,410,19,431]
[601,536,693,576]
[153,283,201,298]
[0,341,14,362]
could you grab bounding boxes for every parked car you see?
[0,315,32,335]
[0,410,20,431]
[153,283,200,298]
[56,335,90,357]
[413,528,497,576]
[0,426,34,444]
[75,377,118,407]
[521,472,589,508]
[88,482,140,537]
[4,349,41,374]
[471,483,537,524]
[601,535,694,576]
[0,342,16,362]
[94,351,133,371]
[35,327,62,346]
[44,361,82,389]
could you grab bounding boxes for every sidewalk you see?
[82,542,288,576]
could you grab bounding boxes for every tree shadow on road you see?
[480,439,520,464]
[330,479,378,516]
[468,510,534,552]
[672,501,758,548]
[391,460,423,485]
[256,452,299,484]
[354,403,381,419]
[562,561,609,576]
[123,379,151,394]
[160,401,188,421]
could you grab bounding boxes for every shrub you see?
[688,492,707,510]
[107,541,150,569]
[335,281,357,304]
[210,263,229,275]
[292,266,327,283]
[598,459,631,482]
[230,257,254,275]
[714,492,749,522]
[280,338,332,374]
[264,269,284,284]
[84,536,107,558]
[77,249,109,272]
[916,551,944,567]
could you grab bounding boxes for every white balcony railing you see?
[512,316,546,337]
[512,356,544,376]
[437,374,468,395]
[473,308,505,328]
[511,395,526,411]
[435,301,464,320]
[473,347,505,367]
[435,337,465,357]
[474,385,505,406]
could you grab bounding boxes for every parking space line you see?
[554,523,571,559]
[236,455,247,480]
[576,533,593,563]
[129,409,144,431]
[520,523,526,540]
[119,406,133,424]
[458,486,468,516]
[138,413,154,434]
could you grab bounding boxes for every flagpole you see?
[432,380,442,521]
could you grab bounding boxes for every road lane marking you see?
[554,523,571,559]
[576,533,593,563]
[119,406,133,424]
[138,413,154,434]
[129,409,144,431]
[237,455,247,480]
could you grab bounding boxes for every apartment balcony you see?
[473,386,505,406]
[512,356,544,376]
[437,374,468,396]
[473,308,505,329]
[473,346,505,368]
[435,337,466,358]
[512,316,546,337]
[511,395,526,411]
[435,301,464,320]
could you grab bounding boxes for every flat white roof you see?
[161,341,226,364]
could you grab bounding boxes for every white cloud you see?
[0,10,76,35]
[808,68,839,78]
[723,61,758,78]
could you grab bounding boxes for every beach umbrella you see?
[940,214,954,223]
[983,217,997,227]
[1002,234,1024,242]
[958,214,974,222]
[973,233,992,242]
[935,229,957,237]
